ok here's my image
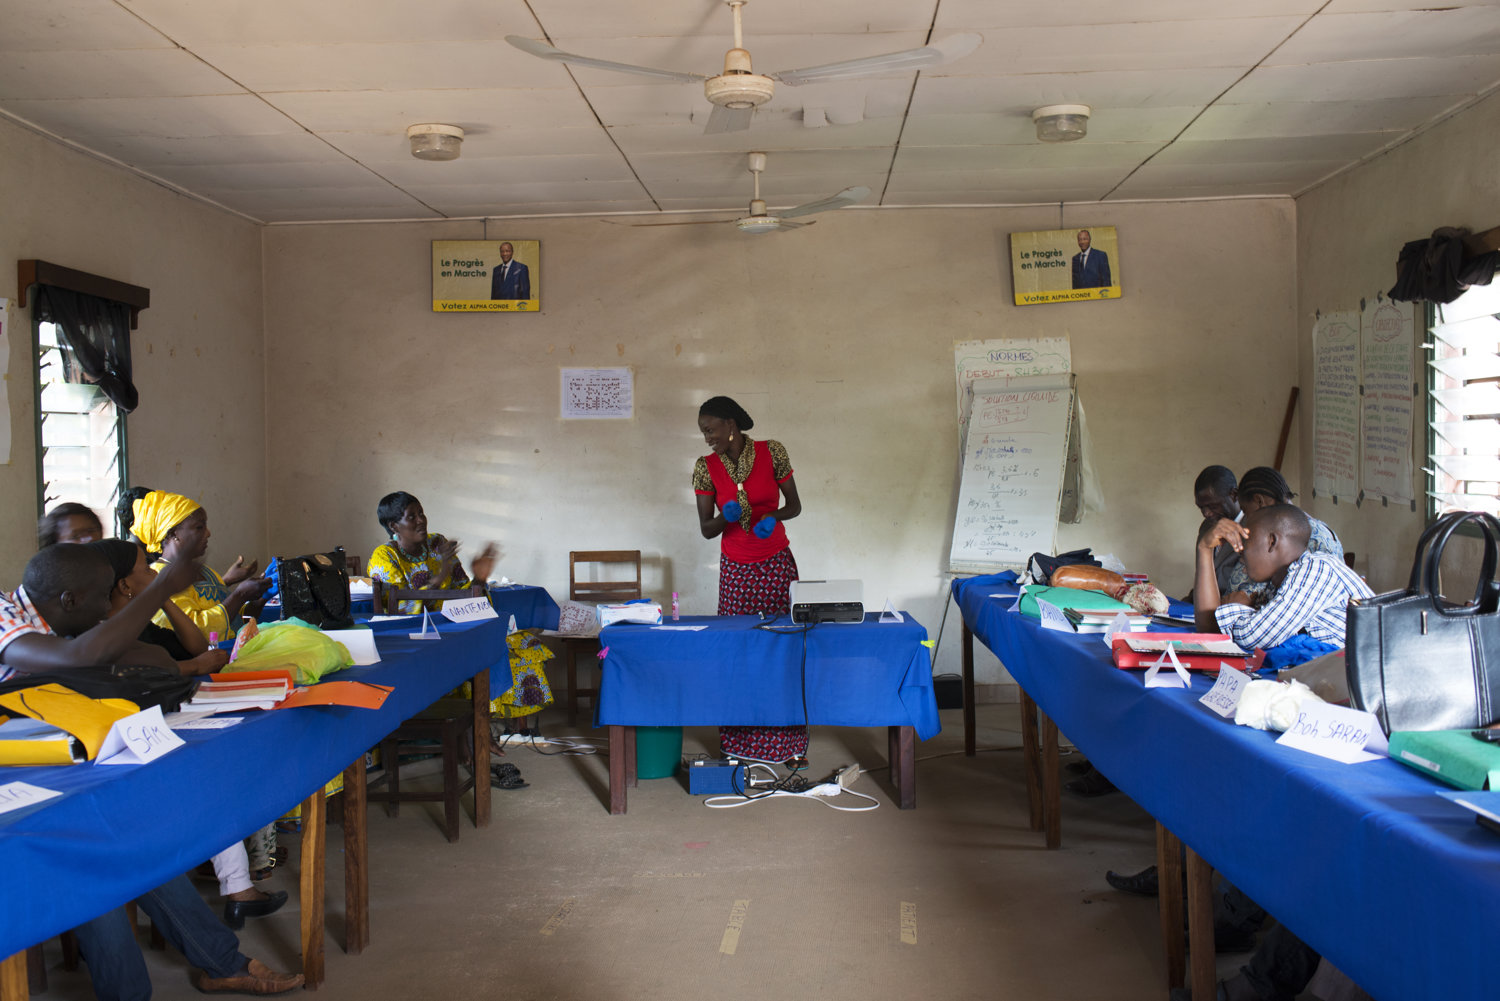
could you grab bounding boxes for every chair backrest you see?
[570,550,642,603]
[371,580,485,615]
[346,553,363,575]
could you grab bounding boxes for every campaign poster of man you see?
[1009,227,1121,306]
[431,240,540,312]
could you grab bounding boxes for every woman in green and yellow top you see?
[367,491,497,613]
[120,487,270,638]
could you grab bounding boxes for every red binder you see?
[1110,633,1265,673]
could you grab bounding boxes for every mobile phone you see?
[1470,729,1500,743]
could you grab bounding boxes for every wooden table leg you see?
[299,787,326,989]
[608,724,627,814]
[472,667,491,829]
[1039,707,1060,850]
[625,725,638,788]
[1019,688,1043,832]
[1,951,26,1001]
[1156,822,1186,990]
[962,621,976,757]
[341,757,368,956]
[1185,846,1217,1001]
[889,725,916,809]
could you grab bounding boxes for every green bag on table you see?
[1017,585,1131,621]
[223,618,354,685]
[1389,729,1500,791]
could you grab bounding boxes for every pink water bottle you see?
[671,592,680,621]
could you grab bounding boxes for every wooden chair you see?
[558,550,642,727]
[365,581,490,842]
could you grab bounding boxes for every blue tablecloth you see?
[260,583,560,630]
[952,574,1498,1001]
[597,613,940,740]
[0,614,511,959]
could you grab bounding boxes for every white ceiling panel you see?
[1148,132,1398,165]
[1183,95,1468,140]
[123,0,537,46]
[902,108,1196,146]
[262,88,594,134]
[194,41,568,93]
[931,19,1306,75]
[935,1,1323,30]
[909,68,1243,114]
[0,49,239,101]
[0,94,301,139]
[0,0,1496,220]
[1226,56,1500,104]
[1271,8,1500,63]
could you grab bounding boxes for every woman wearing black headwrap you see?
[692,395,807,762]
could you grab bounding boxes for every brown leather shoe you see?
[191,958,304,995]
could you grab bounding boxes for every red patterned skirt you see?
[717,549,809,762]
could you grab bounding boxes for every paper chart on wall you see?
[1360,296,1415,506]
[1312,311,1360,501]
[953,338,1072,424]
[0,298,10,465]
[560,367,633,420]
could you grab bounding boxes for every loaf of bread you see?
[1049,564,1127,598]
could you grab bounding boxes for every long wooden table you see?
[0,613,508,996]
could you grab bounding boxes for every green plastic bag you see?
[1017,584,1131,621]
[223,618,354,685]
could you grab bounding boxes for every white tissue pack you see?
[596,601,663,627]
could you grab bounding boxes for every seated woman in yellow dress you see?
[118,487,270,639]
[367,491,497,612]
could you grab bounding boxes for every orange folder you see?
[277,681,393,711]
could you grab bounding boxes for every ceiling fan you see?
[507,1,981,134]
[622,152,869,234]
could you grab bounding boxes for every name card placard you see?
[1198,664,1252,718]
[441,597,500,624]
[0,780,62,816]
[97,705,186,765]
[1144,645,1193,689]
[1276,703,1387,763]
[1034,597,1072,632]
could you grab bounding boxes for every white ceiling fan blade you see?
[768,32,982,86]
[771,219,813,230]
[779,185,871,219]
[704,104,755,134]
[505,35,707,84]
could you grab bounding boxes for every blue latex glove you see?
[721,500,742,522]
[753,516,777,539]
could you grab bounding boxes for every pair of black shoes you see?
[1064,759,1117,797]
[491,762,528,789]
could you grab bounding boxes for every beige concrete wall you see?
[1295,91,1500,592]
[264,198,1295,683]
[0,117,267,576]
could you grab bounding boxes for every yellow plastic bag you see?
[223,619,353,685]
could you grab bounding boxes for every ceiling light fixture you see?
[406,123,464,161]
[1032,104,1090,143]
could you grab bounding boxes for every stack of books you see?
[182,671,294,714]
[1063,608,1151,633]
[0,717,85,765]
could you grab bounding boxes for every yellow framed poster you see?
[431,239,539,312]
[1009,227,1121,306]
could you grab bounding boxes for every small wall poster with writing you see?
[1312,311,1360,501]
[1009,227,1122,306]
[431,240,539,312]
[1360,295,1415,507]
[560,368,633,420]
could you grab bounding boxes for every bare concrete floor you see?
[30,704,1248,1001]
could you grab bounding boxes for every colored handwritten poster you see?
[560,368,632,420]
[1360,297,1415,505]
[954,337,1072,422]
[1313,312,1360,500]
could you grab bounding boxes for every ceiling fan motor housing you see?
[705,48,775,108]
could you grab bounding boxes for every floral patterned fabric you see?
[366,536,471,613]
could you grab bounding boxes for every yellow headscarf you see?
[132,490,202,553]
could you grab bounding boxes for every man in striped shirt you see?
[1193,503,1372,648]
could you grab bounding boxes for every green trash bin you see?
[635,726,683,779]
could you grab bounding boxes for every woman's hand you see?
[221,556,259,586]
[721,500,742,522]
[470,543,498,585]
[182,649,230,676]
[753,515,777,539]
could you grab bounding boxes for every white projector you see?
[789,579,865,625]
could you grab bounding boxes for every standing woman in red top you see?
[693,395,805,762]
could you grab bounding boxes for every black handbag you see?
[275,547,354,630]
[0,664,198,712]
[1346,510,1500,734]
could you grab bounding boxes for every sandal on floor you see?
[490,763,528,789]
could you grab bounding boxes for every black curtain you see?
[32,284,138,413]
